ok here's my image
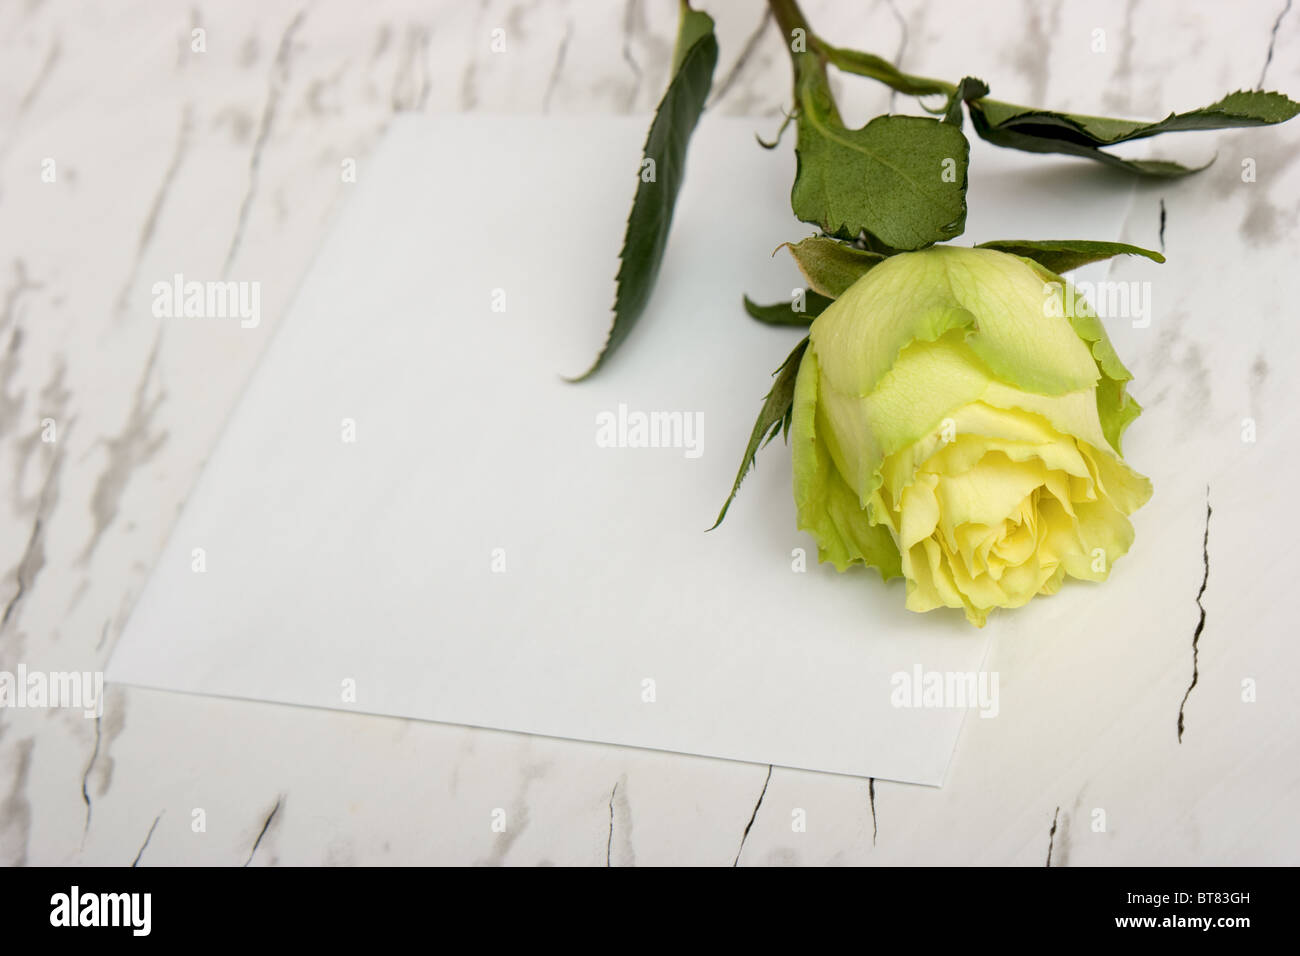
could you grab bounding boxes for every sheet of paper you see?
[106,114,1140,784]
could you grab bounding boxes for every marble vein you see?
[868,777,878,846]
[1045,805,1059,867]
[708,8,772,108]
[620,0,645,111]
[731,764,772,867]
[1102,0,1139,115]
[0,737,33,867]
[18,39,60,116]
[222,9,307,277]
[131,812,162,867]
[1177,488,1212,744]
[244,795,283,866]
[81,332,168,563]
[0,417,62,640]
[605,780,617,866]
[79,715,100,838]
[0,261,42,440]
[883,0,910,112]
[390,26,431,112]
[1259,0,1294,89]
[0,514,42,631]
[542,19,574,114]
[114,105,193,317]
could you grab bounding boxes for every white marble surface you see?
[2,0,1298,866]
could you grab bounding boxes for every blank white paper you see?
[106,114,1142,784]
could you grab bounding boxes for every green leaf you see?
[975,239,1165,272]
[742,290,833,327]
[942,77,988,127]
[782,236,887,297]
[710,337,809,530]
[790,52,970,249]
[966,89,1300,177]
[569,8,718,381]
[814,42,954,97]
[993,90,1300,141]
[967,104,1203,176]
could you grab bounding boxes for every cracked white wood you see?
[1,0,1298,865]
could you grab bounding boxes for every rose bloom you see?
[791,246,1151,626]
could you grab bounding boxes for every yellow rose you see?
[791,246,1152,626]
